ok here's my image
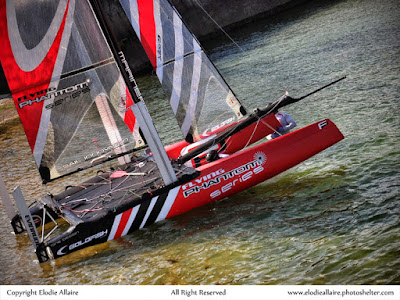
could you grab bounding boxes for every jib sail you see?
[119,0,247,143]
[0,0,145,182]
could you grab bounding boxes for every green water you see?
[0,0,399,285]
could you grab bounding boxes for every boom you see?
[178,76,347,165]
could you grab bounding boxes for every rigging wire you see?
[218,94,285,155]
[192,0,288,95]
[192,0,246,53]
[59,159,162,216]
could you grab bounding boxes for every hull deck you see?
[42,156,198,225]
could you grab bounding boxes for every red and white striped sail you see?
[119,0,247,143]
[0,0,144,182]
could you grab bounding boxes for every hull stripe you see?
[130,197,152,232]
[114,208,133,239]
[108,213,122,241]
[121,205,140,236]
[144,192,168,227]
[139,197,158,229]
[158,186,180,221]
[107,187,180,241]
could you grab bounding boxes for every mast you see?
[90,0,177,185]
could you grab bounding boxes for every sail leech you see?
[119,0,246,143]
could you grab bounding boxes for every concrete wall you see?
[103,0,308,73]
[168,0,300,38]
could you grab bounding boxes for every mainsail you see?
[119,0,247,143]
[0,0,145,182]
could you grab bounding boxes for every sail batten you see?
[120,0,246,142]
[59,58,115,81]
[163,50,198,67]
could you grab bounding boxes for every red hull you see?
[12,118,344,261]
[166,119,343,218]
[106,118,343,246]
[165,113,281,166]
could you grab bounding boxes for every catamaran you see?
[0,0,344,263]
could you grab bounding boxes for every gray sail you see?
[0,0,145,182]
[120,0,247,142]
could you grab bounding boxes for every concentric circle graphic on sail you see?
[1,0,74,170]
[0,0,145,183]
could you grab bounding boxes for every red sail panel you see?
[124,87,137,133]
[0,1,70,151]
[0,1,146,182]
[137,0,157,69]
[114,208,133,239]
